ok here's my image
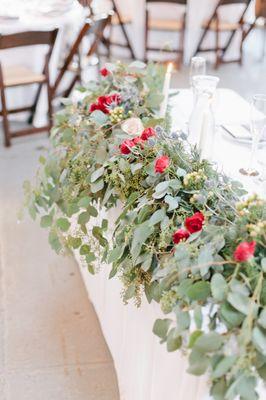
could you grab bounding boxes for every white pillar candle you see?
[159,63,173,118]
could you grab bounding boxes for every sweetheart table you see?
[74,89,266,400]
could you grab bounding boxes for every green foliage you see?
[24,61,266,399]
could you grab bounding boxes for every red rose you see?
[154,155,170,174]
[233,241,256,263]
[185,212,205,234]
[132,136,142,145]
[141,127,156,141]
[90,93,121,114]
[120,139,135,155]
[173,229,190,244]
[100,67,109,77]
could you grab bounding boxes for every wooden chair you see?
[144,0,187,67]
[194,0,252,68]
[0,29,58,147]
[53,14,111,98]
[101,0,135,59]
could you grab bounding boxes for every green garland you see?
[24,61,266,399]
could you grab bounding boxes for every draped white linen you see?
[74,89,265,400]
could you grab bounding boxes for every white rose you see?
[121,118,144,136]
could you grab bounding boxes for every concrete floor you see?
[0,49,265,399]
[0,135,119,399]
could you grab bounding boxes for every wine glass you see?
[189,57,206,87]
[240,94,266,177]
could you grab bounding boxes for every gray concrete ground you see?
[0,135,119,399]
[0,47,265,399]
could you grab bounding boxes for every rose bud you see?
[185,212,205,234]
[141,127,156,141]
[100,67,109,77]
[132,136,143,145]
[233,241,256,263]
[154,155,170,174]
[173,229,190,244]
[120,139,135,155]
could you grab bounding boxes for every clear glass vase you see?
[188,75,220,161]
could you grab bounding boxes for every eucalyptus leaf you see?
[187,348,209,376]
[167,328,182,352]
[252,326,266,356]
[90,110,109,126]
[149,209,166,226]
[153,318,172,340]
[258,309,266,329]
[56,218,70,232]
[187,281,211,302]
[228,292,258,316]
[164,195,179,211]
[91,179,104,194]
[131,223,154,259]
[91,167,105,183]
[78,211,90,225]
[108,245,125,264]
[194,332,223,353]
[212,355,237,379]
[211,273,228,302]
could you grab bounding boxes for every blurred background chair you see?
[28,13,111,125]
[144,0,187,67]
[0,29,58,147]
[78,0,135,59]
[194,0,252,68]
[104,0,135,59]
[54,13,111,97]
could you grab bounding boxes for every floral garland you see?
[24,61,266,399]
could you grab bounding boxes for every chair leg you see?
[0,86,11,147]
[193,26,208,57]
[47,83,53,134]
[178,14,186,68]
[28,83,43,124]
[112,0,135,59]
[215,20,220,69]
[106,24,112,59]
[239,25,244,65]
[144,10,149,63]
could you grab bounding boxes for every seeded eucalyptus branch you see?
[24,61,266,399]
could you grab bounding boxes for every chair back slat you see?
[0,30,58,50]
[146,0,187,4]
[255,0,266,18]
[218,0,250,5]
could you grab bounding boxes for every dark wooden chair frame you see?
[243,0,266,54]
[102,0,135,59]
[0,29,58,147]
[55,14,111,98]
[28,14,111,125]
[77,0,135,59]
[144,0,188,67]
[194,0,252,68]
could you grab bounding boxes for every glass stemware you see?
[189,56,206,87]
[188,75,220,161]
[240,94,266,177]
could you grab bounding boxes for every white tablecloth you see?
[75,89,266,400]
